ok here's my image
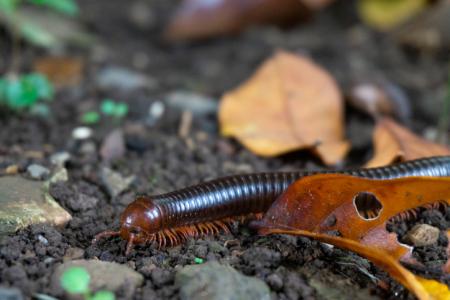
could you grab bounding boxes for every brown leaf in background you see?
[365,117,450,168]
[254,174,450,261]
[164,0,334,41]
[265,229,450,300]
[34,56,84,88]
[219,51,349,165]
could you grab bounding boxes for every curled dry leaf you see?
[164,0,334,41]
[253,174,450,261]
[219,51,349,165]
[265,229,450,300]
[365,117,450,168]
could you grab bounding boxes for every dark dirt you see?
[0,0,449,299]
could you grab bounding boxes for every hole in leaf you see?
[353,191,383,220]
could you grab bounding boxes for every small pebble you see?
[5,165,19,175]
[72,127,93,140]
[146,101,165,126]
[27,164,50,180]
[100,167,135,197]
[50,152,71,167]
[37,235,49,245]
[63,247,85,261]
[405,224,440,247]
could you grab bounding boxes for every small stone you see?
[63,247,85,261]
[48,167,68,184]
[100,167,135,197]
[0,287,23,300]
[5,165,19,175]
[266,273,283,291]
[53,260,143,297]
[146,101,165,126]
[50,152,71,168]
[96,66,156,91]
[79,141,97,155]
[405,224,440,247]
[0,176,71,237]
[166,91,217,116]
[175,261,270,300]
[27,164,50,180]
[100,129,125,162]
[72,127,93,140]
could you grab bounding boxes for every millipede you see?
[92,156,450,254]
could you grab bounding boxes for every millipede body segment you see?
[93,156,450,254]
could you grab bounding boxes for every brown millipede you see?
[93,156,450,254]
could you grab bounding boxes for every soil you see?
[0,0,449,299]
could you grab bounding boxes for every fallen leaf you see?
[265,228,450,300]
[164,0,333,41]
[219,51,349,165]
[357,0,427,31]
[254,174,450,261]
[34,56,84,87]
[365,117,450,168]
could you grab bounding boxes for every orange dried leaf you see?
[34,56,84,88]
[219,51,349,165]
[265,229,450,300]
[164,0,334,41]
[365,117,450,168]
[255,174,450,261]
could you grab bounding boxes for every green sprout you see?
[0,73,53,111]
[60,267,115,300]
[100,99,129,118]
[81,111,100,125]
[194,257,204,264]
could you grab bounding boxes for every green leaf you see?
[114,103,128,118]
[19,20,59,48]
[27,0,79,16]
[0,0,20,14]
[4,77,39,109]
[194,257,204,264]
[100,99,116,116]
[81,111,100,124]
[24,73,54,100]
[91,290,115,300]
[60,267,90,294]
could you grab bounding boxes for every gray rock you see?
[96,66,156,91]
[0,176,72,237]
[0,287,23,300]
[166,91,217,116]
[27,164,50,180]
[175,262,271,300]
[406,224,440,247]
[48,167,69,184]
[53,260,143,298]
[100,129,126,162]
[100,167,135,197]
[146,101,165,126]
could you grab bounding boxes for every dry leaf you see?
[365,117,450,168]
[219,51,349,165]
[265,228,450,300]
[164,0,333,41]
[358,0,427,31]
[254,174,450,261]
[34,56,84,87]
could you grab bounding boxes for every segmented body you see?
[94,156,450,252]
[151,156,450,228]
